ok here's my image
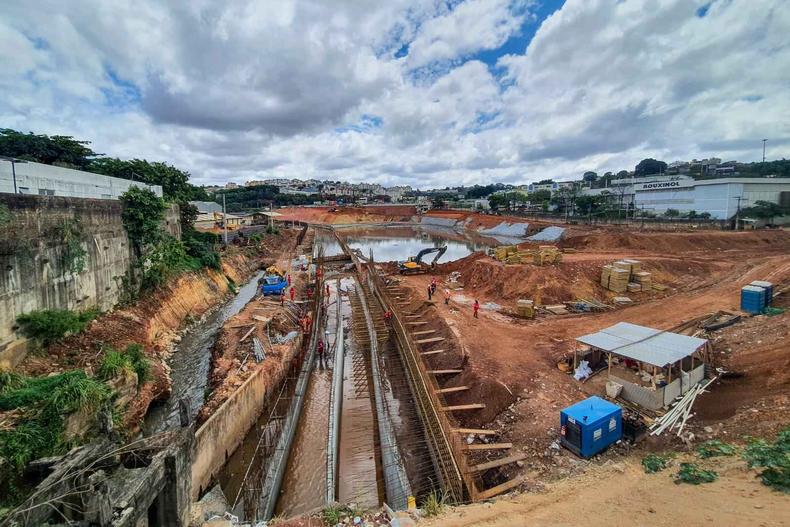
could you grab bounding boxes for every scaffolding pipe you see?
[326,278,344,504]
[260,278,324,520]
[356,278,412,510]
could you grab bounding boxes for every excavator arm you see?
[414,245,447,265]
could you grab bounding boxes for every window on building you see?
[38,189,55,196]
[18,187,30,194]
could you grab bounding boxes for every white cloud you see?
[1,0,789,190]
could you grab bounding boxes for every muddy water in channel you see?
[336,279,381,510]
[143,271,264,435]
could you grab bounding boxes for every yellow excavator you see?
[398,246,448,275]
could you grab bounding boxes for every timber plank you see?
[466,454,527,474]
[435,385,469,394]
[415,337,445,344]
[476,476,527,500]
[441,404,485,411]
[463,443,512,451]
[412,330,436,336]
[407,321,428,326]
[429,369,463,375]
[452,428,497,436]
[420,349,446,356]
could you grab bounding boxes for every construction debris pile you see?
[492,244,563,265]
[601,259,658,293]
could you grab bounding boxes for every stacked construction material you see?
[740,285,767,314]
[533,245,563,265]
[608,267,631,293]
[633,271,652,290]
[516,299,535,318]
[493,244,562,265]
[601,259,651,294]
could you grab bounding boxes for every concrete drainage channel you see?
[214,240,447,523]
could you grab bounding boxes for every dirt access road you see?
[421,458,790,527]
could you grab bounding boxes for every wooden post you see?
[652,366,657,389]
[573,345,577,370]
[607,352,612,377]
[691,354,695,370]
[667,363,672,384]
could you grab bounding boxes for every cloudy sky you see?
[1,0,788,188]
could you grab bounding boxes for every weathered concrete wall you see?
[0,194,180,362]
[191,337,300,498]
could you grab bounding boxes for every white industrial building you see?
[633,178,790,219]
[0,159,162,199]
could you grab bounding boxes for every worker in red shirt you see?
[317,339,325,369]
[280,291,285,306]
[287,273,291,286]
[473,299,480,318]
[289,286,295,302]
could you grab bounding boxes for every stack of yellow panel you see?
[494,245,518,261]
[633,271,652,290]
[625,259,642,273]
[533,245,562,265]
[609,268,631,293]
[601,264,613,288]
[516,299,535,318]
[627,282,642,292]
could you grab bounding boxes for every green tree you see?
[529,189,552,203]
[616,170,629,178]
[120,187,167,255]
[740,200,788,222]
[0,129,99,169]
[582,171,598,183]
[89,158,203,202]
[489,193,508,211]
[663,208,680,218]
[634,158,668,177]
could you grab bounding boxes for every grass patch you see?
[642,453,672,473]
[322,504,349,526]
[97,344,149,386]
[697,440,737,459]
[0,370,111,473]
[676,463,718,485]
[742,426,790,493]
[16,308,99,347]
[422,490,446,517]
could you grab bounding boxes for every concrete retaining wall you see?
[0,194,180,363]
[191,336,301,498]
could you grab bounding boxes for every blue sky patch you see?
[335,114,384,134]
[102,66,141,109]
[696,2,712,17]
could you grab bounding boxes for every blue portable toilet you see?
[560,396,622,458]
[740,285,766,314]
[750,281,773,306]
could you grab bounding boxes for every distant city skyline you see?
[1,0,788,188]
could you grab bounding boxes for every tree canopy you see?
[0,129,99,169]
[634,158,668,177]
[741,200,788,220]
[217,185,316,212]
[582,171,598,182]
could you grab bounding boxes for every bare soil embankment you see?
[391,227,790,488]
[18,231,296,431]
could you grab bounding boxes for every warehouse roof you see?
[576,322,707,368]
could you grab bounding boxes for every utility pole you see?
[762,139,767,163]
[733,195,746,230]
[222,193,228,245]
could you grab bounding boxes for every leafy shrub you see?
[642,453,672,473]
[676,463,718,485]
[97,344,149,385]
[697,440,737,459]
[0,370,25,394]
[183,229,221,270]
[16,308,99,347]
[0,370,111,472]
[742,427,790,493]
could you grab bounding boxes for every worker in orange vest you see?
[289,286,295,302]
[473,299,480,318]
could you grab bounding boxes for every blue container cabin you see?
[749,281,773,306]
[560,396,622,459]
[260,274,288,296]
[740,285,766,314]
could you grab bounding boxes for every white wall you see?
[0,160,162,199]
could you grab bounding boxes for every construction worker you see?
[317,339,325,369]
[325,282,330,298]
[444,288,451,305]
[473,299,480,318]
[290,286,295,303]
[383,310,393,323]
[287,273,291,286]
[280,291,285,306]
[427,285,433,300]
